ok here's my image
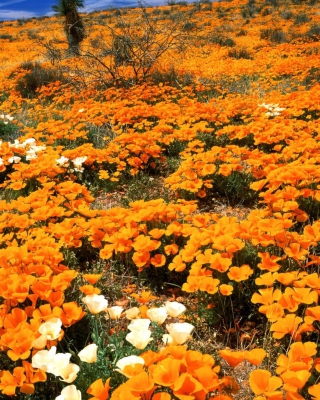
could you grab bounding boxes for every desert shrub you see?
[183,21,197,31]
[236,29,247,36]
[208,35,236,47]
[260,28,287,43]
[15,61,66,98]
[228,47,252,59]
[202,3,213,11]
[294,13,310,25]
[2,34,16,43]
[281,10,294,20]
[265,0,279,6]
[307,23,320,41]
[150,66,194,87]
[261,7,272,16]
[303,66,320,86]
[0,33,15,41]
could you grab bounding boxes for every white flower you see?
[32,346,57,371]
[26,150,37,160]
[47,352,72,376]
[32,334,47,349]
[8,156,21,163]
[0,157,4,166]
[126,329,153,349]
[72,156,87,172]
[115,355,145,378]
[124,307,140,320]
[127,318,151,332]
[55,385,82,400]
[23,138,36,146]
[83,294,109,314]
[166,322,195,345]
[38,317,63,341]
[58,363,80,383]
[146,307,167,324]
[9,139,22,148]
[56,156,69,167]
[164,301,186,318]
[162,334,174,346]
[106,306,124,320]
[78,108,85,113]
[29,145,46,153]
[78,343,98,363]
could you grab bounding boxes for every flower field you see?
[0,0,320,398]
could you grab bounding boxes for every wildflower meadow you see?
[0,0,320,398]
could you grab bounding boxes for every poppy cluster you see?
[0,0,320,398]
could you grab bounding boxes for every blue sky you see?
[0,0,184,20]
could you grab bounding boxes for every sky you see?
[0,0,190,21]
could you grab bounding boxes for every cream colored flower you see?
[83,294,109,314]
[146,307,167,324]
[125,307,140,320]
[126,330,153,349]
[164,301,186,318]
[56,156,69,167]
[58,363,80,383]
[78,343,98,363]
[115,355,145,378]
[38,317,63,341]
[72,156,87,172]
[32,334,47,350]
[166,322,194,345]
[55,385,82,400]
[107,306,124,320]
[128,318,151,332]
[162,334,174,346]
[8,156,21,163]
[32,346,57,372]
[48,352,72,376]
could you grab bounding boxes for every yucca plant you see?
[52,0,85,54]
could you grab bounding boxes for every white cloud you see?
[82,0,165,12]
[0,0,26,8]
[0,9,38,20]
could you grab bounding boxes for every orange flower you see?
[270,314,303,340]
[171,372,205,399]
[257,252,282,272]
[131,291,157,304]
[219,349,245,367]
[150,254,166,267]
[151,358,181,386]
[227,265,253,282]
[80,285,101,295]
[309,383,320,400]
[244,349,266,365]
[83,274,103,284]
[219,284,233,296]
[125,371,154,395]
[87,378,111,400]
[249,370,282,397]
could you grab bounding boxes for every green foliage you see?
[212,170,258,206]
[293,13,310,25]
[0,34,15,41]
[307,24,320,41]
[260,28,287,43]
[228,47,253,59]
[208,35,236,47]
[0,119,21,142]
[281,10,294,20]
[14,61,66,98]
[52,0,85,53]
[303,66,320,87]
